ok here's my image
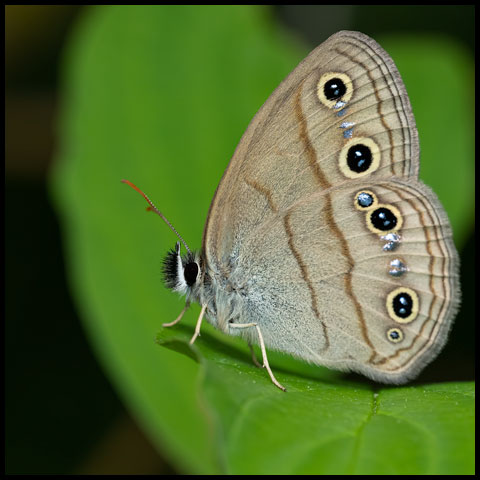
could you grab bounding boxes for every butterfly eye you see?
[386,287,419,324]
[184,262,199,286]
[317,72,353,109]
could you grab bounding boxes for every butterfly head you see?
[120,180,203,297]
[163,241,201,296]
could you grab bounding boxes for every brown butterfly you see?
[123,31,460,391]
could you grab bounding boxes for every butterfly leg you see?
[230,322,286,392]
[248,343,264,368]
[163,302,190,327]
[189,304,207,345]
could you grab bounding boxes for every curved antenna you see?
[121,179,192,255]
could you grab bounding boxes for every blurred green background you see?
[6,5,474,474]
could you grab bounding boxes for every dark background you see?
[5,5,475,474]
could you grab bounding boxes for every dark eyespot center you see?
[387,327,403,343]
[392,292,413,318]
[370,207,398,231]
[184,262,199,286]
[389,330,400,339]
[324,78,347,101]
[347,144,372,172]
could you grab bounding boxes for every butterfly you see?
[123,30,460,391]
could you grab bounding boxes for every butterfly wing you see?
[234,177,459,382]
[201,31,459,383]
[203,30,419,268]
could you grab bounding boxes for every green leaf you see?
[156,326,474,474]
[51,5,306,474]
[50,5,474,475]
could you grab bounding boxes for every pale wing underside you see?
[203,31,419,268]
[227,178,458,382]
[202,31,459,383]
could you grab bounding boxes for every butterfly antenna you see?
[121,179,192,255]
